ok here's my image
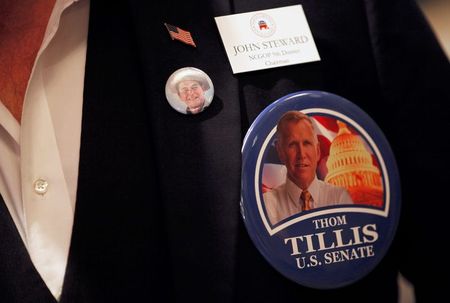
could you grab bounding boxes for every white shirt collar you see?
[0,0,89,299]
[285,175,319,204]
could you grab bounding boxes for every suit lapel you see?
[61,1,172,301]
[127,1,242,300]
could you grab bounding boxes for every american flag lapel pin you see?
[164,23,197,48]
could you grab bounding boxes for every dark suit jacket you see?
[1,0,449,302]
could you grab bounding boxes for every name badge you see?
[215,5,321,74]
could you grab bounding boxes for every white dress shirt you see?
[0,0,89,300]
[263,176,353,225]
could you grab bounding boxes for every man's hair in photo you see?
[276,111,317,144]
[174,75,210,94]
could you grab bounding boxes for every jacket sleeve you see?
[364,0,450,299]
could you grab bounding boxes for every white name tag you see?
[215,5,321,74]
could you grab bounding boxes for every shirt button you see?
[34,179,49,195]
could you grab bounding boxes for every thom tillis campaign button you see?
[241,91,400,288]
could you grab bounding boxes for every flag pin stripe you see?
[164,23,197,48]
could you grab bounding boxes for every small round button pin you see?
[34,179,49,195]
[165,67,214,115]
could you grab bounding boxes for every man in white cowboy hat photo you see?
[172,70,211,114]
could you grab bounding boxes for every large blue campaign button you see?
[241,91,401,289]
